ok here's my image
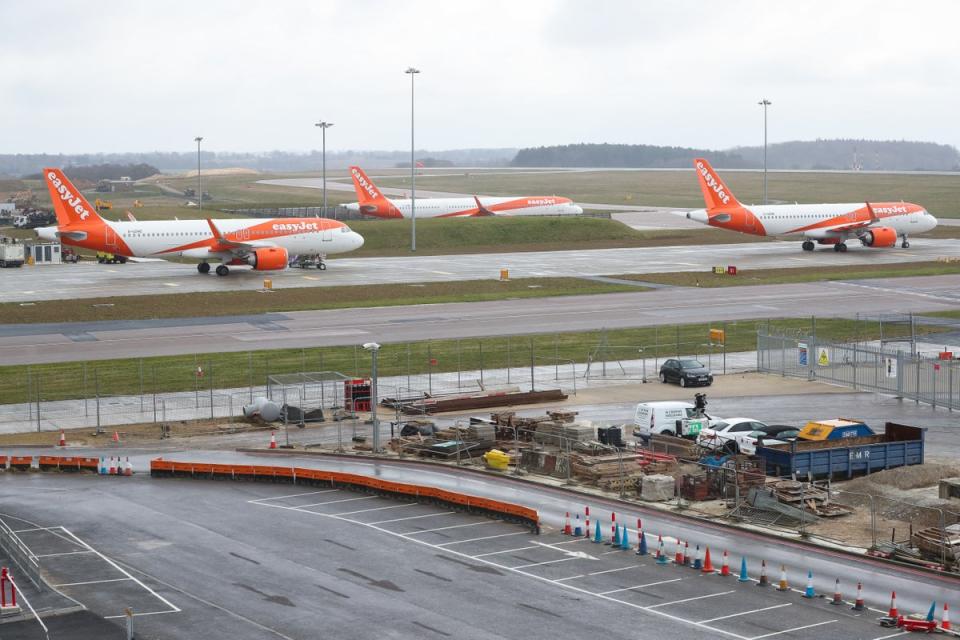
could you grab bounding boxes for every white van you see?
[633,401,716,442]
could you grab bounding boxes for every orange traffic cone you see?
[830,578,842,605]
[757,560,769,587]
[888,591,898,618]
[58,430,66,447]
[123,457,133,477]
[112,431,120,444]
[108,456,116,475]
[943,603,951,631]
[701,547,714,574]
[563,512,572,536]
[674,539,684,565]
[269,432,277,449]
[719,550,730,577]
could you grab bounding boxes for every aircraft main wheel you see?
[198,262,210,274]
[802,241,815,251]
[902,240,910,249]
[834,243,847,252]
[216,265,229,276]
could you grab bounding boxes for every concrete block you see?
[641,474,675,502]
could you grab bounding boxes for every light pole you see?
[405,67,420,251]
[194,136,203,212]
[758,99,771,205]
[363,342,381,452]
[314,121,333,215]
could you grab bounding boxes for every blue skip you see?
[738,557,750,583]
[637,531,648,556]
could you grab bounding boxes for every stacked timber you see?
[533,422,595,446]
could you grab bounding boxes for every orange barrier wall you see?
[2,455,103,473]
[150,459,540,532]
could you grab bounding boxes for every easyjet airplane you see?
[685,158,937,251]
[36,168,364,275]
[344,166,584,218]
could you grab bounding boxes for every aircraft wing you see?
[205,219,275,254]
[805,203,883,235]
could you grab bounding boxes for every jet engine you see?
[861,227,898,248]
[247,246,289,270]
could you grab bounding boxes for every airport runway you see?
[3,239,959,303]
[0,453,956,639]
[2,275,958,364]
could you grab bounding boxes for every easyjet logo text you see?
[695,161,730,206]
[351,168,380,200]
[873,206,908,215]
[527,198,557,206]
[47,171,92,221]
[272,222,321,232]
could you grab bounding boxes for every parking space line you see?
[647,590,737,609]
[587,566,640,577]
[472,545,539,558]
[337,503,419,516]
[408,521,500,535]
[104,609,180,619]
[599,578,682,595]
[749,620,836,639]
[58,527,181,614]
[512,556,581,569]
[298,496,379,508]
[35,550,95,558]
[53,577,134,588]
[436,531,529,547]
[698,603,791,624]
[369,512,456,525]
[12,527,59,534]
[248,489,339,503]
[870,632,909,640]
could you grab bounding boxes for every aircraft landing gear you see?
[198,262,210,274]
[216,265,229,276]
[802,240,815,252]
[833,243,848,252]
[901,235,910,249]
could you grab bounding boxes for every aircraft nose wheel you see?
[215,265,229,276]
[833,243,848,252]
[197,262,210,274]
[802,241,815,251]
[901,238,910,248]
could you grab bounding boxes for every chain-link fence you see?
[758,316,960,410]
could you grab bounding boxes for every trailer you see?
[756,422,924,479]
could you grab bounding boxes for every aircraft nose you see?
[352,231,365,249]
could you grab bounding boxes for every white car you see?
[696,418,788,455]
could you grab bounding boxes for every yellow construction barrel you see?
[499,269,509,281]
[262,279,273,290]
[483,449,510,471]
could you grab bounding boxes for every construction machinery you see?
[0,237,24,267]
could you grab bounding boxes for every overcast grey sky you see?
[2,1,958,154]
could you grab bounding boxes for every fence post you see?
[555,333,560,381]
[209,359,215,419]
[457,340,462,389]
[529,336,535,392]
[36,371,41,433]
[950,363,955,411]
[83,363,89,418]
[479,340,484,387]
[722,321,727,375]
[915,354,921,405]
[506,337,511,384]
[896,351,904,398]
[781,336,786,377]
[428,343,433,395]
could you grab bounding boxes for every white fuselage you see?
[688,203,937,240]
[36,218,364,260]
[346,196,584,219]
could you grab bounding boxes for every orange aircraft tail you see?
[43,168,106,228]
[349,166,385,204]
[693,158,741,210]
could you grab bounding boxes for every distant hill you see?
[511,143,749,168]
[730,139,960,171]
[511,140,960,171]
[0,149,516,177]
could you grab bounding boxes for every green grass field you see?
[623,261,960,287]
[373,169,960,218]
[0,277,642,324]
[4,315,946,403]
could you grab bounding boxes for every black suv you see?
[659,358,713,387]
